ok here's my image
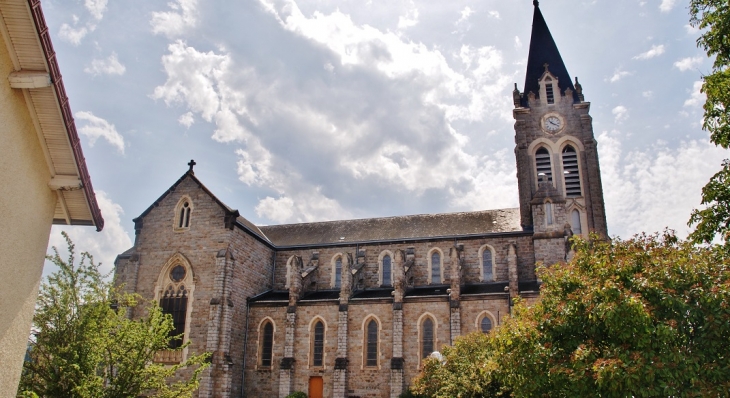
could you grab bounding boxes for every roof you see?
[0,0,103,230]
[259,208,523,247]
[523,2,578,105]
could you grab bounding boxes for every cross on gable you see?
[543,63,550,72]
[188,159,196,172]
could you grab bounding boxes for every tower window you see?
[546,202,554,225]
[366,319,378,367]
[382,254,391,286]
[422,318,434,358]
[312,320,324,367]
[482,248,493,282]
[545,82,555,104]
[535,147,553,183]
[261,321,274,367]
[174,198,193,230]
[562,145,582,197]
[571,209,583,235]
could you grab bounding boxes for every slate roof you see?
[523,3,578,105]
[258,208,523,247]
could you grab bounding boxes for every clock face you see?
[543,114,563,133]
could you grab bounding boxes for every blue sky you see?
[42,0,726,273]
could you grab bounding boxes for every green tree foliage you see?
[411,332,506,398]
[412,233,730,397]
[18,232,209,398]
[688,1,730,248]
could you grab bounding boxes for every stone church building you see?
[114,3,608,397]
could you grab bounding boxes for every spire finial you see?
[188,159,196,172]
[543,63,550,72]
[533,0,539,6]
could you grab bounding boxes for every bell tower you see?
[513,1,608,263]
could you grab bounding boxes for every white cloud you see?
[674,56,702,71]
[612,105,629,123]
[514,36,522,50]
[74,111,125,154]
[684,80,705,108]
[659,0,676,13]
[488,11,500,19]
[642,90,653,99]
[151,0,198,38]
[633,44,665,60]
[84,53,126,76]
[685,24,699,35]
[178,111,195,127]
[59,23,89,45]
[85,0,108,20]
[456,6,474,24]
[599,130,726,238]
[606,68,632,83]
[47,191,133,276]
[397,1,419,30]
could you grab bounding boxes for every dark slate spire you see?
[523,3,578,105]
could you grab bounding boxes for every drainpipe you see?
[271,250,277,289]
[241,297,250,397]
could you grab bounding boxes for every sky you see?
[41,0,727,275]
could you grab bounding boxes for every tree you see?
[18,232,209,398]
[688,1,730,249]
[412,233,730,397]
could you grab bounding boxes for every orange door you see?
[308,376,323,398]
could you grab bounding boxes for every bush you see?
[285,392,307,398]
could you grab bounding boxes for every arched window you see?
[334,258,342,288]
[174,197,193,230]
[480,317,493,333]
[366,319,378,367]
[535,147,553,183]
[260,321,274,367]
[161,266,188,349]
[421,318,434,358]
[562,145,581,197]
[482,248,493,282]
[571,209,583,235]
[382,254,391,286]
[312,320,325,367]
[429,250,442,284]
[545,202,554,225]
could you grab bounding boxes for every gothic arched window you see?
[366,319,378,367]
[382,254,391,286]
[161,266,188,349]
[429,250,442,284]
[571,209,583,235]
[174,197,193,231]
[421,317,435,359]
[482,248,493,282]
[480,316,493,333]
[535,147,553,184]
[260,321,274,367]
[334,258,342,288]
[312,320,325,367]
[562,145,582,197]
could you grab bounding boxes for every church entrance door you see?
[308,376,323,398]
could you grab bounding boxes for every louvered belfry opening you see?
[161,285,188,349]
[562,145,581,197]
[535,147,553,183]
[545,78,555,104]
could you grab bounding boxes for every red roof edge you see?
[27,0,104,231]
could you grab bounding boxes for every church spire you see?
[523,3,578,104]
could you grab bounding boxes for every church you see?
[113,3,608,397]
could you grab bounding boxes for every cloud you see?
[85,0,108,20]
[397,1,419,30]
[74,111,125,154]
[59,23,89,45]
[488,11,500,19]
[659,0,676,13]
[684,24,699,35]
[178,111,195,127]
[612,105,629,123]
[151,0,198,38]
[84,53,126,76]
[46,191,133,276]
[514,36,522,50]
[684,80,705,108]
[633,44,665,60]
[456,6,474,25]
[674,56,702,71]
[606,68,632,83]
[642,90,653,99]
[599,130,726,239]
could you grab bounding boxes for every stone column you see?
[448,247,462,344]
[507,244,518,298]
[279,308,297,398]
[390,250,405,398]
[199,249,231,398]
[334,254,352,398]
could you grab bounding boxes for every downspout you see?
[241,297,250,397]
[271,250,277,289]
